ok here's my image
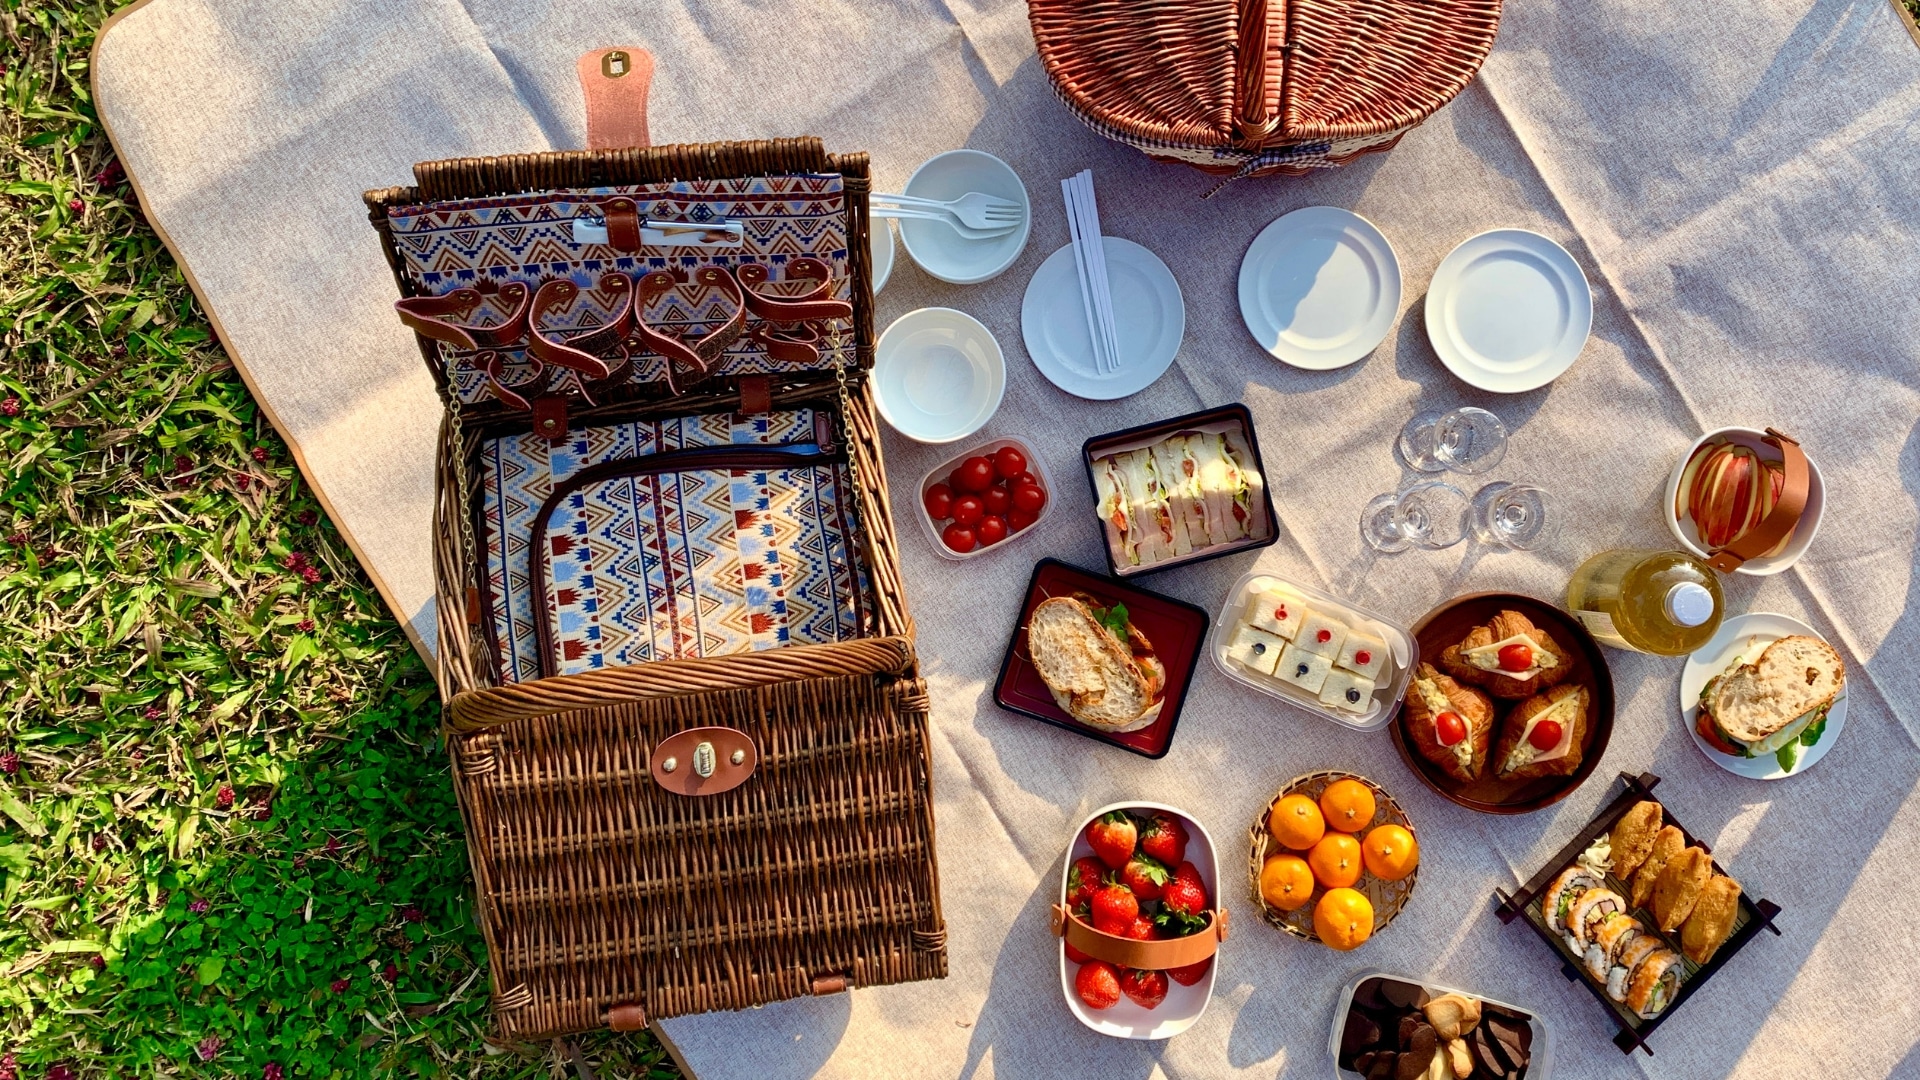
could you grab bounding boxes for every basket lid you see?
[1031,0,1502,152]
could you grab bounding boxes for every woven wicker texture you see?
[365,137,942,1039]
[1030,0,1501,172]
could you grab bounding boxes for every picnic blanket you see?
[93,0,1920,1076]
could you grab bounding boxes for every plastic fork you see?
[872,191,1025,233]
[872,205,1019,240]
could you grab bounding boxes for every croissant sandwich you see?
[1440,610,1572,700]
[1493,683,1590,780]
[1404,663,1497,782]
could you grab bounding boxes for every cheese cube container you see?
[1208,571,1416,731]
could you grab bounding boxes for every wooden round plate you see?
[1247,771,1418,944]
[1391,592,1615,814]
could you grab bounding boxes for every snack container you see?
[1210,571,1415,731]
[995,559,1209,758]
[1663,426,1824,576]
[915,436,1055,561]
[1055,802,1223,1040]
[1493,771,1782,1054]
[1081,403,1279,578]
[1330,970,1554,1080]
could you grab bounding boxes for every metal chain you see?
[447,398,480,634]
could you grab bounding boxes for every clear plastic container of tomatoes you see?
[915,436,1055,560]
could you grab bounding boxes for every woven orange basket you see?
[1030,0,1502,179]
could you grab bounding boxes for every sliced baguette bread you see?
[1029,596,1161,731]
[1705,635,1843,746]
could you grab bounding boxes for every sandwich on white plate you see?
[1694,634,1843,769]
[1026,592,1166,732]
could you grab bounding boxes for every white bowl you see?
[871,216,895,294]
[1663,426,1824,576]
[1058,801,1219,1040]
[897,149,1031,285]
[915,436,1056,560]
[873,307,1006,443]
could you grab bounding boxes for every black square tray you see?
[1492,772,1781,1055]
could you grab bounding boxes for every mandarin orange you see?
[1318,779,1377,833]
[1307,832,1363,888]
[1361,824,1419,881]
[1313,887,1374,950]
[1268,794,1325,850]
[1259,854,1316,912]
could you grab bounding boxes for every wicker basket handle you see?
[1233,0,1280,146]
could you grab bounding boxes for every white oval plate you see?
[1021,238,1184,400]
[1679,612,1848,780]
[1238,206,1401,370]
[1425,229,1592,393]
[873,307,1006,444]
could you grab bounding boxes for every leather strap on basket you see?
[527,274,635,404]
[395,281,531,351]
[1705,428,1810,573]
[633,266,746,393]
[736,258,852,323]
[1049,904,1227,970]
[577,47,653,151]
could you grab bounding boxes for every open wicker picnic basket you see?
[363,137,945,1040]
[1030,0,1503,178]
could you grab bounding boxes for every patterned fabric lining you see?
[386,174,852,404]
[479,408,868,683]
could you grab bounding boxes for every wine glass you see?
[1361,482,1471,552]
[1396,408,1450,473]
[1471,482,1559,550]
[1432,407,1508,474]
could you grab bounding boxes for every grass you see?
[0,3,678,1077]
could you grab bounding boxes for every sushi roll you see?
[1543,866,1599,942]
[1625,948,1684,1019]
[1567,887,1628,952]
[1607,934,1664,1002]
[1583,912,1643,980]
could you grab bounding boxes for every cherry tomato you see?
[951,494,985,526]
[1011,483,1046,514]
[923,482,953,521]
[1008,508,1038,532]
[1528,719,1564,751]
[983,484,1012,515]
[941,522,977,553]
[1435,712,1467,747]
[955,456,995,493]
[1009,470,1039,488]
[1497,643,1534,672]
[977,515,1009,545]
[993,446,1028,480]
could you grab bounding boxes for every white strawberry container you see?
[1052,801,1223,1039]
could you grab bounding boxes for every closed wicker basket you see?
[364,138,946,1040]
[1030,0,1502,178]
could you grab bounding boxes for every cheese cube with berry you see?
[1295,611,1348,659]
[1246,586,1306,640]
[1318,669,1377,714]
[1275,644,1332,694]
[1335,628,1388,681]
[1226,624,1285,675]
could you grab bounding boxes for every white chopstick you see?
[1060,176,1110,377]
[1072,170,1122,377]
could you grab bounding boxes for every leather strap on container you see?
[737,374,772,415]
[603,196,644,252]
[1049,904,1228,970]
[633,266,746,393]
[527,275,630,382]
[737,259,853,323]
[395,281,530,351]
[604,1002,648,1031]
[577,47,654,151]
[1705,428,1810,573]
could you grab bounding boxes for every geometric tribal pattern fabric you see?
[387,173,852,404]
[479,408,868,683]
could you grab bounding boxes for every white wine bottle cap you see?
[1665,582,1715,627]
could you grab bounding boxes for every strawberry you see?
[1120,852,1170,901]
[1167,958,1212,986]
[1086,811,1138,870]
[1063,940,1094,964]
[1138,812,1188,867]
[1075,960,1121,1010]
[1090,881,1140,936]
[1156,862,1210,937]
[1119,967,1168,1010]
[1124,915,1161,942]
[1065,856,1106,910]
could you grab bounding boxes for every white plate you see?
[1663,426,1826,576]
[1237,206,1401,370]
[871,216,895,294]
[1058,801,1218,1040]
[897,149,1031,285]
[1679,612,1847,780]
[1425,229,1592,393]
[873,307,1006,444]
[1021,238,1184,400]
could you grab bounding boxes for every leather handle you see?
[632,265,747,394]
[1232,0,1278,146]
[605,1002,648,1031]
[1705,429,1810,572]
[578,47,654,151]
[1050,904,1227,970]
[810,972,851,996]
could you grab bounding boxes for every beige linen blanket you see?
[94,0,1920,1076]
